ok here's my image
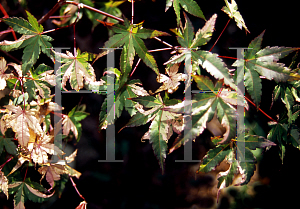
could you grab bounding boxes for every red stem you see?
[0,156,14,171]
[23,164,28,182]
[130,58,141,77]
[245,96,277,122]
[218,55,237,60]
[70,176,85,201]
[0,3,17,40]
[209,18,231,52]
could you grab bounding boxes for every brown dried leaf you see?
[0,57,13,90]
[65,149,77,163]
[155,64,187,94]
[62,115,78,139]
[28,134,64,164]
[2,104,43,147]
[0,171,8,199]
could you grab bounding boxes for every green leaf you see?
[182,13,194,47]
[198,144,232,173]
[179,0,205,20]
[132,36,159,75]
[239,135,276,150]
[9,181,53,208]
[102,20,168,75]
[222,0,249,33]
[233,31,297,106]
[0,135,17,155]
[0,11,53,73]
[237,148,256,184]
[24,64,55,101]
[91,0,125,30]
[267,121,288,163]
[191,14,217,48]
[244,66,262,107]
[282,87,294,125]
[147,110,169,174]
[120,42,135,85]
[123,94,183,173]
[192,50,238,92]
[165,0,205,26]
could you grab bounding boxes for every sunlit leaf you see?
[0,11,53,73]
[222,0,249,33]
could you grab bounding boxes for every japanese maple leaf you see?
[222,0,249,33]
[38,149,79,187]
[0,57,13,90]
[61,105,89,140]
[27,134,64,164]
[9,180,54,209]
[0,171,8,199]
[99,68,149,129]
[165,0,206,25]
[54,49,101,91]
[232,31,298,107]
[166,76,238,153]
[1,104,43,147]
[165,13,239,93]
[155,63,187,94]
[101,18,170,76]
[92,0,125,30]
[198,135,275,191]
[0,11,53,73]
[24,64,56,100]
[123,94,183,173]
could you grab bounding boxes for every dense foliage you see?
[0,0,299,208]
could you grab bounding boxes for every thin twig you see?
[0,3,17,40]
[131,0,134,24]
[218,55,237,60]
[245,96,277,122]
[153,37,173,48]
[0,49,22,64]
[70,176,85,201]
[148,47,172,53]
[209,18,231,52]
[65,1,124,23]
[38,0,66,24]
[130,58,141,77]
[0,156,14,171]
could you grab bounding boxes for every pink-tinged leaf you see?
[54,49,98,91]
[14,200,25,209]
[62,115,78,139]
[0,171,8,199]
[25,183,54,198]
[2,104,43,147]
[0,57,13,90]
[76,201,87,209]
[155,64,187,94]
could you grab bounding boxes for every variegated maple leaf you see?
[1,104,43,147]
[27,134,64,164]
[155,64,187,94]
[0,171,8,199]
[54,49,103,91]
[124,94,184,173]
[38,149,79,188]
[38,150,81,187]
